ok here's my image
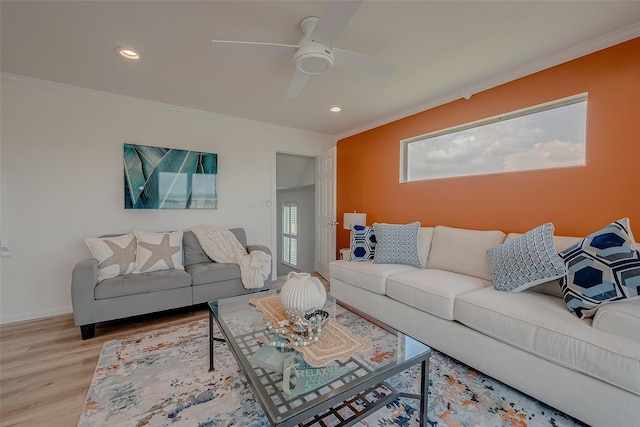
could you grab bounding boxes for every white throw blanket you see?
[188,225,271,289]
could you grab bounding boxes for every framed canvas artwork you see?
[124,143,218,209]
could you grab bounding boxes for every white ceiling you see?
[2,1,639,138]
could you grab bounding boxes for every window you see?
[282,202,298,267]
[401,94,587,182]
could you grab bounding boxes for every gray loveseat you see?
[71,228,272,339]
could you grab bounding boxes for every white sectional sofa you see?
[330,225,640,427]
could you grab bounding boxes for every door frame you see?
[270,147,333,280]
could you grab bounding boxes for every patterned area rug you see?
[78,319,586,427]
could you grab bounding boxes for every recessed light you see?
[116,48,140,60]
[329,106,341,112]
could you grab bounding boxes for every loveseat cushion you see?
[183,228,247,267]
[386,269,492,320]
[94,270,192,299]
[427,226,506,281]
[186,262,241,286]
[329,259,417,295]
[592,299,640,344]
[183,231,212,266]
[455,287,640,395]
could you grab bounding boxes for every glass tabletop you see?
[208,289,431,426]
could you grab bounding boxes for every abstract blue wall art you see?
[124,143,218,209]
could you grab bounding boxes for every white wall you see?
[0,74,335,324]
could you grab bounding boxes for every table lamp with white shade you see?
[343,212,367,230]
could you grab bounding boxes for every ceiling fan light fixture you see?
[295,51,333,74]
[294,39,334,75]
[116,48,140,60]
[329,106,342,112]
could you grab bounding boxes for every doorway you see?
[275,153,316,278]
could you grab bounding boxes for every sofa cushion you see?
[558,218,640,319]
[427,226,506,281]
[592,298,640,344]
[373,222,421,267]
[134,230,185,273]
[186,262,241,286]
[329,259,417,295]
[95,269,192,299]
[349,225,376,261]
[417,227,434,268]
[85,233,136,282]
[386,269,492,320]
[183,230,212,266]
[455,287,640,395]
[487,223,566,292]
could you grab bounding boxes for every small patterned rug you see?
[78,319,586,427]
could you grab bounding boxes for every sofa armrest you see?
[247,244,273,285]
[247,244,271,256]
[592,299,640,344]
[71,258,98,326]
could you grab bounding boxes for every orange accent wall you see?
[337,38,640,253]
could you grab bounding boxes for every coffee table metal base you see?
[208,308,429,426]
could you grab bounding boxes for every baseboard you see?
[0,306,73,326]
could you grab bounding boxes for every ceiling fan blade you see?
[211,40,298,54]
[309,0,362,46]
[333,48,396,77]
[286,71,311,98]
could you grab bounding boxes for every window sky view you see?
[407,100,587,181]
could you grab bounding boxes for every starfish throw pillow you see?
[134,230,184,273]
[85,234,137,281]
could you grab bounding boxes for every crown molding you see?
[335,23,640,141]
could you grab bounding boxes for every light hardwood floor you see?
[0,274,328,427]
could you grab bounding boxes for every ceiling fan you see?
[211,0,396,98]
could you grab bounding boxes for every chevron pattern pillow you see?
[488,222,566,292]
[349,225,376,261]
[558,218,640,319]
[372,222,421,268]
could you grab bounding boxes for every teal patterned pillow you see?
[558,218,640,319]
[487,223,566,292]
[372,222,421,267]
[349,225,376,261]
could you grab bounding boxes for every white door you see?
[315,146,337,279]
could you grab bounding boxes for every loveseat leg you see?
[80,324,95,340]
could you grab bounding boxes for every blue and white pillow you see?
[350,225,376,261]
[372,222,421,268]
[487,222,566,292]
[558,218,640,319]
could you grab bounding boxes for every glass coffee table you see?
[208,289,431,426]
